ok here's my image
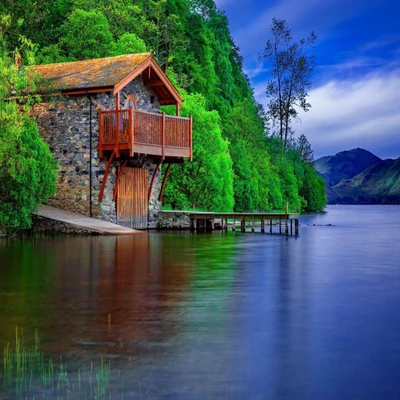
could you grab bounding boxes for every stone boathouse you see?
[32,53,192,229]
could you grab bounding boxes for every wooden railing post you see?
[129,105,134,156]
[98,107,104,158]
[189,115,193,161]
[162,111,165,160]
[114,110,119,158]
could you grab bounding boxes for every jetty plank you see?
[34,206,144,235]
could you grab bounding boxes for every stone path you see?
[35,205,144,235]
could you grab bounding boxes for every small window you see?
[124,94,137,110]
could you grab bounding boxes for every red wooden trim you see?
[158,164,172,202]
[113,56,182,105]
[129,105,134,156]
[148,159,163,201]
[62,87,113,95]
[99,150,115,202]
[113,160,128,202]
[176,104,180,116]
[162,111,165,160]
[98,107,104,158]
[189,115,193,162]
[115,93,120,157]
[123,94,137,109]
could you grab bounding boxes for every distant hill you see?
[315,148,400,204]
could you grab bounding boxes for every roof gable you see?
[34,53,182,105]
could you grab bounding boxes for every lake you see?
[0,205,399,399]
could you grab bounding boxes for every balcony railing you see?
[98,108,192,160]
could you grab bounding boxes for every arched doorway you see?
[124,94,137,110]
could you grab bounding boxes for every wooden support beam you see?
[261,217,265,233]
[145,80,164,87]
[241,217,246,232]
[290,218,293,235]
[158,163,172,202]
[99,150,115,202]
[148,159,163,201]
[279,217,282,234]
[176,103,180,116]
[98,107,104,158]
[115,92,120,157]
[189,116,193,161]
[295,218,299,235]
[162,111,165,160]
[112,160,127,201]
[129,104,134,156]
[252,216,255,232]
[232,216,236,232]
[270,218,272,234]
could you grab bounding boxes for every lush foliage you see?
[0,0,326,214]
[0,21,57,233]
[164,93,234,211]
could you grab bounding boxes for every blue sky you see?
[214,0,400,159]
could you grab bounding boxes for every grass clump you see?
[1,327,119,399]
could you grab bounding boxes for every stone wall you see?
[158,211,192,230]
[30,215,100,235]
[33,74,163,229]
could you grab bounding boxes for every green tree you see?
[163,92,234,211]
[59,9,115,60]
[114,33,147,55]
[0,26,58,233]
[260,17,316,148]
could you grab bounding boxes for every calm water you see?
[0,205,400,399]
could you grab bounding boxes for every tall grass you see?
[1,327,120,399]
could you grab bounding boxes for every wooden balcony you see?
[98,108,192,161]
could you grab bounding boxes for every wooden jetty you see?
[189,212,299,235]
[34,205,144,235]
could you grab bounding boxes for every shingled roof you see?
[34,53,182,105]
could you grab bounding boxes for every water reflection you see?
[1,207,400,399]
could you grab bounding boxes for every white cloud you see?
[255,68,400,159]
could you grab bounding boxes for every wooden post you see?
[99,150,115,202]
[270,218,272,234]
[279,217,282,234]
[158,164,172,202]
[115,93,120,157]
[189,116,193,161]
[295,218,299,235]
[232,216,236,232]
[252,215,255,232]
[241,217,246,232]
[285,215,289,236]
[225,218,228,232]
[129,104,134,156]
[290,218,293,235]
[148,159,162,201]
[261,217,265,233]
[161,111,165,160]
[193,218,197,231]
[98,108,104,158]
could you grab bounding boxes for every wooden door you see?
[117,167,148,229]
